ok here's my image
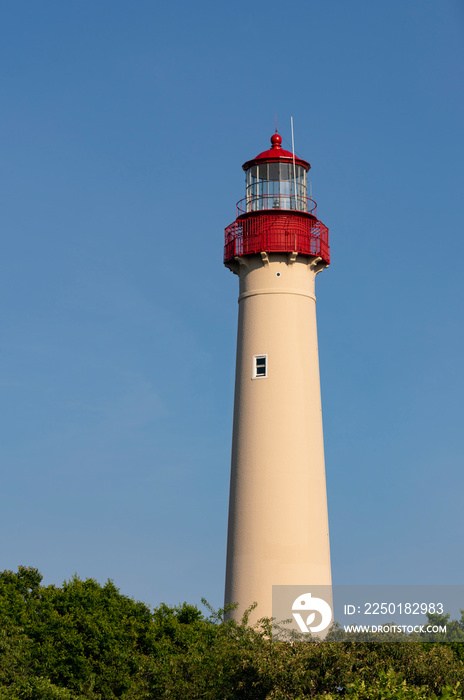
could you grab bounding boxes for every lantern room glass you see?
[245,162,308,213]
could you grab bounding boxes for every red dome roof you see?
[242,132,310,171]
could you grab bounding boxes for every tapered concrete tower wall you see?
[224,132,332,624]
[224,253,331,621]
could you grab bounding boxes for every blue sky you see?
[1,0,463,612]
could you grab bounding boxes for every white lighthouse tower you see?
[224,131,332,623]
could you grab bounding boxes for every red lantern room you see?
[224,132,330,265]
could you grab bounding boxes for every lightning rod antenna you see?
[291,116,297,210]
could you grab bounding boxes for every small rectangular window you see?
[253,355,267,379]
[280,163,290,181]
[268,162,279,181]
[258,163,268,181]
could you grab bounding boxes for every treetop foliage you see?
[0,567,463,699]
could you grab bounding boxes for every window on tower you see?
[253,355,267,379]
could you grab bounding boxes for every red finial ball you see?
[270,132,282,148]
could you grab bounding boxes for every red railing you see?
[224,212,330,265]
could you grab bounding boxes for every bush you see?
[0,568,463,699]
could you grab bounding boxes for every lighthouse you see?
[224,131,332,623]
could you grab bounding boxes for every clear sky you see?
[1,0,463,612]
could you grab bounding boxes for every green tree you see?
[1,568,464,699]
